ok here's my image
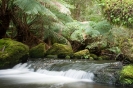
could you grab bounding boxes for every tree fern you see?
[14,0,58,20]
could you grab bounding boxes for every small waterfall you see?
[0,59,122,85]
[12,62,94,82]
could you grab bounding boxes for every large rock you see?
[120,65,133,85]
[74,49,90,59]
[0,38,29,69]
[46,43,73,58]
[29,43,46,58]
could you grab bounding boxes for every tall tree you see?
[0,0,73,46]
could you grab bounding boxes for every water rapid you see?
[0,59,123,88]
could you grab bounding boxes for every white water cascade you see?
[0,59,123,88]
[0,62,94,85]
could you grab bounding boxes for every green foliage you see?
[108,47,121,54]
[86,40,107,49]
[109,26,133,60]
[62,20,111,50]
[64,0,104,21]
[93,20,112,35]
[0,0,73,45]
[102,0,133,28]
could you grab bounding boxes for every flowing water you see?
[0,59,128,88]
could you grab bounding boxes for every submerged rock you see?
[0,38,29,69]
[93,62,123,85]
[46,43,73,58]
[29,43,46,58]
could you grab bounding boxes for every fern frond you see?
[14,0,58,20]
[93,20,112,35]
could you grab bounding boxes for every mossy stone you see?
[90,54,98,60]
[0,38,29,69]
[74,49,90,59]
[46,43,73,57]
[46,55,57,59]
[120,65,133,84]
[98,55,109,60]
[65,55,70,59]
[29,43,46,58]
[98,57,103,60]
[89,57,94,60]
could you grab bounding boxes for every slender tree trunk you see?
[0,12,10,39]
[0,0,10,39]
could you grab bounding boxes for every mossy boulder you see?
[120,65,133,85]
[46,43,73,58]
[98,55,110,60]
[90,54,98,60]
[0,38,29,69]
[29,43,46,58]
[74,49,90,59]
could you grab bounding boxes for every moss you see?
[29,43,46,58]
[90,54,98,60]
[74,49,90,59]
[46,43,73,57]
[0,38,29,68]
[89,57,94,60]
[98,57,103,60]
[98,55,110,60]
[120,65,133,84]
[46,55,57,59]
[65,55,70,59]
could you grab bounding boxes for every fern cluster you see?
[62,20,111,49]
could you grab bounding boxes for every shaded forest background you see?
[1,0,133,60]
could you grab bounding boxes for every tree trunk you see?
[0,13,10,39]
[11,14,42,46]
[0,0,10,39]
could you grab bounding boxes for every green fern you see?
[93,20,112,35]
[14,0,58,20]
[86,40,107,49]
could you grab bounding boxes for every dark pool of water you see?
[0,81,117,88]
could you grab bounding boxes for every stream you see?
[0,59,129,88]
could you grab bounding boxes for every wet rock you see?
[93,62,123,85]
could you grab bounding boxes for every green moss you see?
[46,43,73,56]
[46,55,57,59]
[98,55,109,60]
[0,38,29,68]
[120,65,133,84]
[29,43,46,58]
[98,57,103,60]
[89,57,94,60]
[65,55,70,59]
[74,49,90,59]
[90,54,98,60]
